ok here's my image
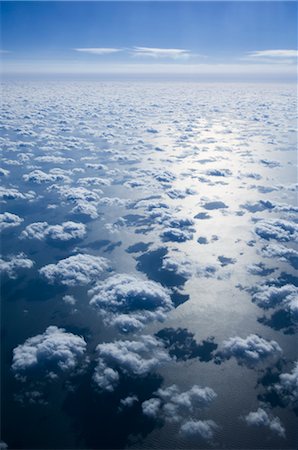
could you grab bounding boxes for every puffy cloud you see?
[23,169,71,184]
[0,253,34,278]
[142,384,217,439]
[77,177,111,186]
[244,408,285,438]
[89,274,173,332]
[142,398,162,417]
[0,212,23,231]
[39,253,110,286]
[0,167,10,176]
[142,384,216,420]
[71,201,99,219]
[160,228,193,243]
[119,395,138,409]
[0,187,36,201]
[274,361,298,408]
[93,335,170,391]
[12,326,87,378]
[179,419,218,440]
[251,283,298,318]
[162,255,193,278]
[218,334,282,366]
[35,155,74,164]
[21,221,86,241]
[255,219,298,242]
[261,243,298,267]
[63,295,76,305]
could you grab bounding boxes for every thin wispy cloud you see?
[131,47,192,59]
[247,49,298,59]
[74,48,123,55]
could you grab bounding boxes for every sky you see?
[0,1,297,80]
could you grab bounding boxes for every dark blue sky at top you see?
[1,1,297,60]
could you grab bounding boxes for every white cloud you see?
[20,221,86,241]
[93,335,170,391]
[219,334,282,366]
[251,283,298,318]
[0,212,23,231]
[39,253,110,286]
[89,274,173,333]
[23,169,71,184]
[244,408,285,438]
[0,187,36,202]
[0,253,34,278]
[132,47,192,59]
[255,219,298,242]
[274,361,298,408]
[180,419,218,440]
[142,384,217,439]
[12,326,87,378]
[74,48,122,55]
[247,49,298,59]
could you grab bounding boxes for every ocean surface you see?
[1,81,297,449]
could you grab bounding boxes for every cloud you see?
[217,334,282,366]
[35,155,74,164]
[23,169,71,184]
[39,253,110,286]
[20,221,86,241]
[0,212,23,231]
[251,283,298,317]
[274,361,298,408]
[12,326,87,378]
[142,384,217,439]
[0,253,34,278]
[131,47,191,59]
[93,335,170,391]
[0,187,36,202]
[260,243,298,270]
[255,219,298,242]
[89,274,173,332]
[179,419,218,440]
[247,49,298,59]
[244,408,285,438]
[74,48,122,55]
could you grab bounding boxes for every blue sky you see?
[1,1,297,79]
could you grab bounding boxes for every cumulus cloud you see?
[274,361,298,408]
[0,253,34,278]
[23,169,71,184]
[0,212,23,231]
[153,384,216,420]
[255,219,298,242]
[20,221,86,241]
[142,384,217,439]
[35,155,74,164]
[93,335,170,391]
[39,253,110,286]
[261,243,298,268]
[12,326,87,378]
[217,334,282,366]
[89,274,173,332]
[244,408,285,438]
[0,187,36,201]
[179,419,218,440]
[251,283,298,319]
